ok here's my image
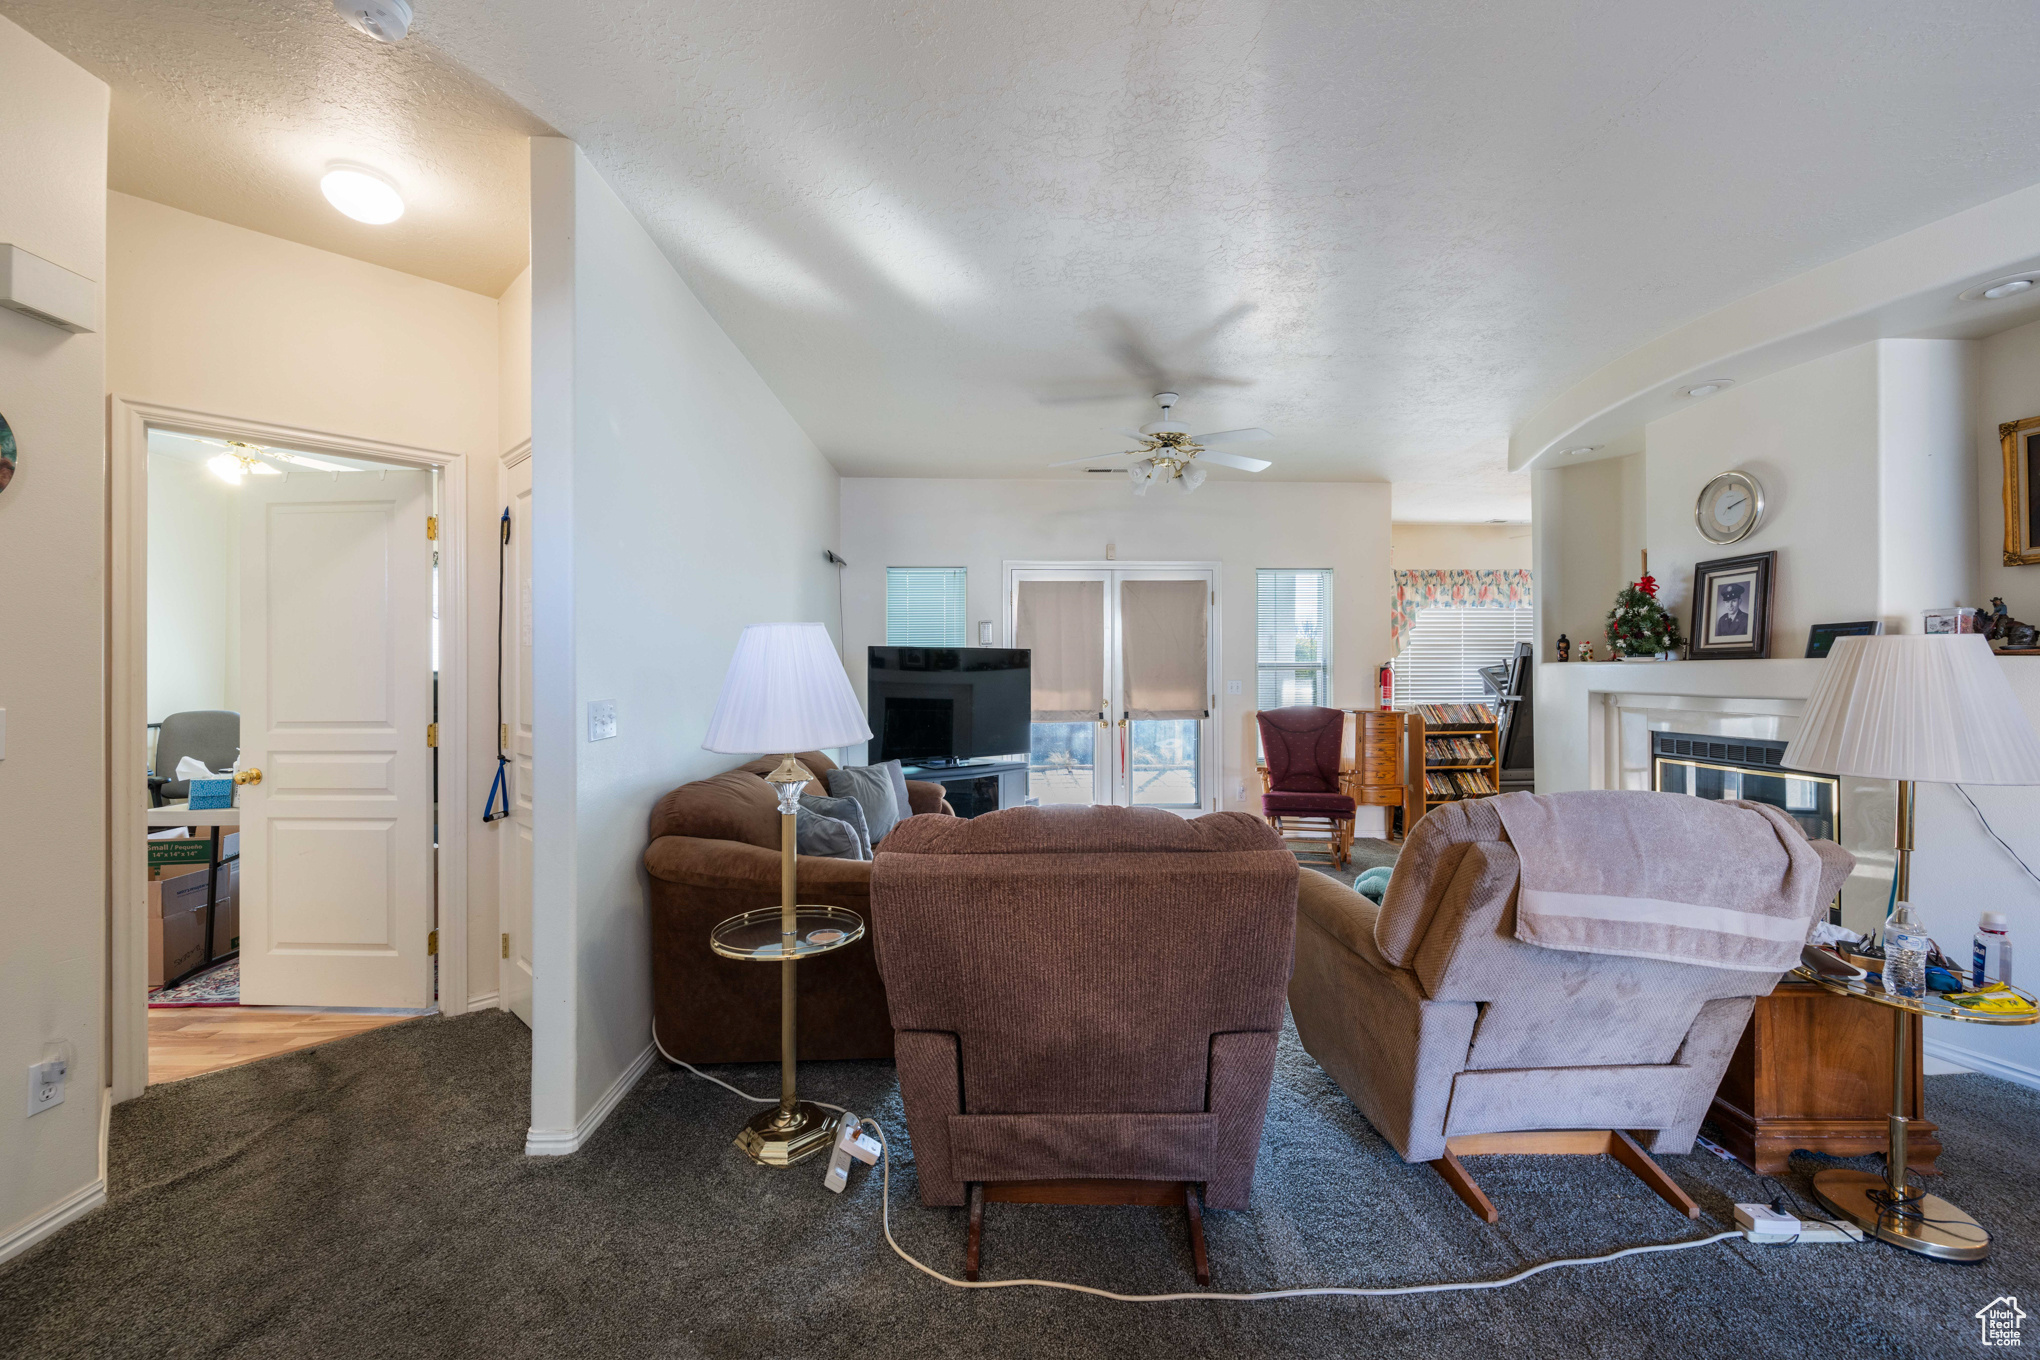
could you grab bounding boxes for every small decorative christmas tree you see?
[1606,553,1683,658]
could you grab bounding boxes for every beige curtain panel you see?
[1121,579,1208,720]
[1017,579,1105,721]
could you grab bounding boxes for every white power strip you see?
[1734,1202,1864,1244]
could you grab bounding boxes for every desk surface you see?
[146,803,241,828]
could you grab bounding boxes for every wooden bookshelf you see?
[1402,704,1501,829]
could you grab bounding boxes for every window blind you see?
[1256,569,1333,709]
[1391,605,1536,706]
[885,568,967,646]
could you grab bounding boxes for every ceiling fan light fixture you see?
[1178,463,1206,492]
[208,453,246,484]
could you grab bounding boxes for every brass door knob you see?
[233,768,262,786]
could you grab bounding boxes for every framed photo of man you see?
[1689,551,1776,660]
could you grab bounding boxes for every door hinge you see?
[426,515,439,541]
[428,929,439,956]
[502,932,510,960]
[426,722,439,748]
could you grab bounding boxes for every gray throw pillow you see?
[799,793,872,859]
[877,759,912,824]
[794,807,864,861]
[824,763,902,848]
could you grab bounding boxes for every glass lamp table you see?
[708,905,866,1166]
[1791,964,2036,1260]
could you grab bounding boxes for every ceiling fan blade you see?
[1191,428,1273,445]
[1194,449,1273,472]
[1048,451,1138,468]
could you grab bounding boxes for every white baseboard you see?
[525,1042,656,1156]
[466,991,500,1011]
[0,1178,106,1266]
[1923,1036,2040,1092]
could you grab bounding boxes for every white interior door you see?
[1011,567,1216,813]
[238,468,436,1007]
[499,457,535,1027]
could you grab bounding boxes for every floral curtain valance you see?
[1392,569,1533,648]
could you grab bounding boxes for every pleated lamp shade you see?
[1784,634,2040,785]
[700,622,872,755]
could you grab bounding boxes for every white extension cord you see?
[651,1022,1742,1302]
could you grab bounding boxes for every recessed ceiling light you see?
[333,0,412,42]
[1960,274,2040,302]
[1680,380,1733,398]
[1557,445,1602,457]
[320,165,404,225]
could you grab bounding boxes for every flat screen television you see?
[867,646,1031,765]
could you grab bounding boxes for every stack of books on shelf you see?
[1413,702,1496,727]
[1425,735,1493,765]
[1424,768,1498,799]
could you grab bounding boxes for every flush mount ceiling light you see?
[320,165,404,224]
[1679,379,1734,399]
[1959,274,2040,302]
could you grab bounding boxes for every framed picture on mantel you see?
[1689,551,1776,660]
[2001,415,2040,566]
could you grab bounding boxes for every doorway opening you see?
[1008,564,1219,814]
[113,407,470,1092]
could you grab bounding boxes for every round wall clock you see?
[0,411,14,493]
[1695,470,1763,544]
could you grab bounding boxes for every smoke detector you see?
[334,0,413,42]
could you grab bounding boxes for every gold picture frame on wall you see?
[2001,416,2040,566]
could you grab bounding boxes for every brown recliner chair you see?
[644,751,953,1064]
[1288,794,1853,1222]
[871,805,1298,1284]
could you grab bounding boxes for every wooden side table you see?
[1707,977,1940,1176]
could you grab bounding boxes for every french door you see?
[1010,566,1217,813]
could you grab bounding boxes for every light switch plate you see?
[587,700,617,742]
[1225,680,1243,696]
[978,621,993,646]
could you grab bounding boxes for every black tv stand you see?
[900,758,1028,819]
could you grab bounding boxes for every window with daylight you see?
[1256,569,1333,710]
[1391,605,1536,706]
[885,568,968,646]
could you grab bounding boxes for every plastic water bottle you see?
[1975,912,2013,988]
[1884,901,1930,999]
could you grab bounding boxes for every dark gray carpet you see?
[4,1009,2036,1359]
[1299,837,1400,888]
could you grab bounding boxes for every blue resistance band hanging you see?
[483,506,513,824]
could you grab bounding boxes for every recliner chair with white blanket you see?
[1287,791,1853,1221]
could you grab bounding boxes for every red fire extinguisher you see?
[1378,662,1394,710]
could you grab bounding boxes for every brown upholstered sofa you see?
[644,751,953,1064]
[870,805,1299,1210]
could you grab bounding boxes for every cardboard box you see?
[149,900,207,988]
[147,865,211,919]
[210,861,240,956]
[148,837,213,870]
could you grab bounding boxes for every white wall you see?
[1532,453,1644,660]
[146,454,239,722]
[1390,522,1531,571]
[0,15,107,1262]
[527,139,841,1149]
[107,192,508,1013]
[1976,313,2040,611]
[836,479,1394,814]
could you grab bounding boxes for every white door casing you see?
[499,449,535,1026]
[237,468,436,1008]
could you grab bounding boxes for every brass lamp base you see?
[1811,1169,1990,1261]
[734,1101,839,1168]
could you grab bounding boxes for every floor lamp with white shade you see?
[1784,633,2040,1258]
[701,622,873,1167]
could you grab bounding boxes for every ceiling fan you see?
[176,434,354,484]
[1049,392,1274,495]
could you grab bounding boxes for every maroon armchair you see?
[1256,705,1356,867]
[870,805,1298,1282]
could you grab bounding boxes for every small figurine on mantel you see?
[1578,641,1596,663]
[1556,633,1571,662]
[1987,597,2040,651]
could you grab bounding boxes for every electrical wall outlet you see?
[27,1058,66,1117]
[587,700,617,742]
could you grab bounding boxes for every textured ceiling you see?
[0,0,548,296]
[409,0,2040,515]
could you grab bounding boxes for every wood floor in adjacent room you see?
[148,1008,422,1085]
